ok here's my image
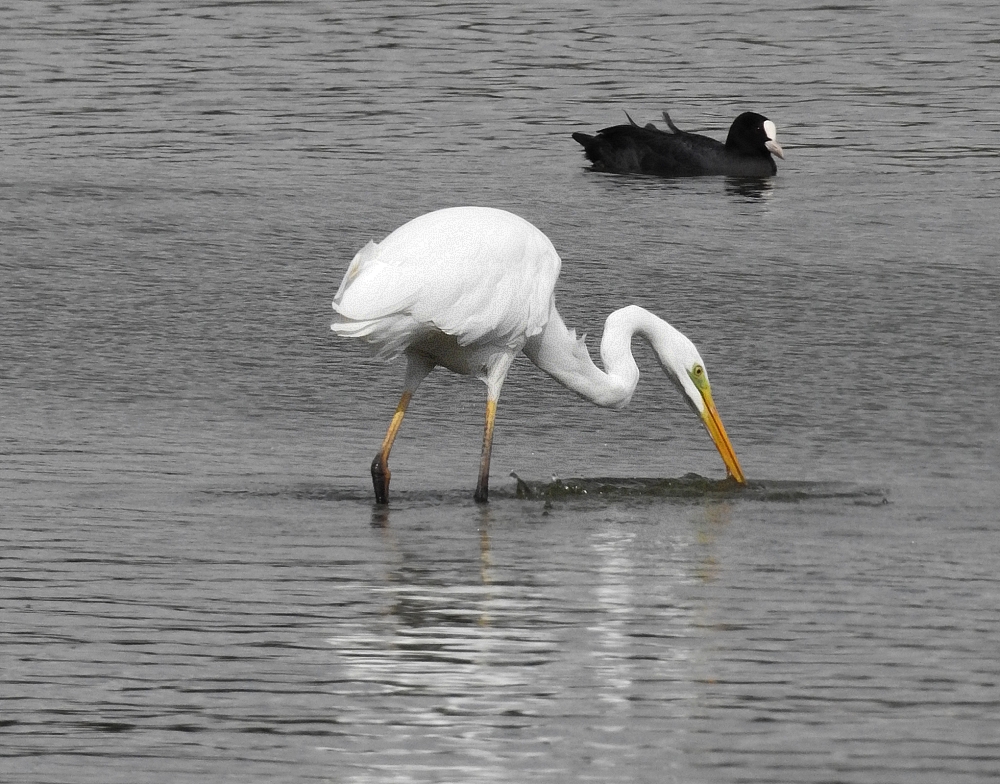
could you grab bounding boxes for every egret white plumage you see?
[332,206,746,504]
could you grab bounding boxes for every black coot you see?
[573,111,784,178]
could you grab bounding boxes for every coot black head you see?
[726,112,784,161]
[573,109,784,178]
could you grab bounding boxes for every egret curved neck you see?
[524,305,671,410]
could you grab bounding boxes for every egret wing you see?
[333,207,560,357]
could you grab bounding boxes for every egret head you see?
[657,332,746,484]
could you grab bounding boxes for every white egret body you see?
[332,206,745,503]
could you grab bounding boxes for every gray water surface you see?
[3,1,1000,782]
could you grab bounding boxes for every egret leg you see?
[473,399,498,504]
[473,353,513,504]
[370,354,434,505]
[371,390,412,505]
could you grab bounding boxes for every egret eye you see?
[688,363,709,390]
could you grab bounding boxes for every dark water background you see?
[3,1,999,781]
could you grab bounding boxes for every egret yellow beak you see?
[699,389,746,484]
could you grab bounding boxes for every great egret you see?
[332,206,746,504]
[573,111,784,178]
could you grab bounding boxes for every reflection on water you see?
[724,177,776,199]
[325,509,708,782]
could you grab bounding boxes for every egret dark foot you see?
[474,479,489,504]
[371,455,390,505]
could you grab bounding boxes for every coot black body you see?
[573,111,784,178]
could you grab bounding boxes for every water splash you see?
[511,472,889,504]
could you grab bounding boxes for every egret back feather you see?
[333,207,559,360]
